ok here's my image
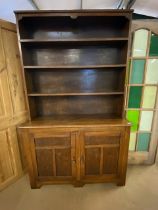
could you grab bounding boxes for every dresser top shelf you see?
[19,115,131,128]
[15,9,133,14]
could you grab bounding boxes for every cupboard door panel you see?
[0,129,14,182]
[85,148,101,175]
[0,28,12,125]
[0,70,12,122]
[55,148,72,176]
[30,130,76,181]
[0,126,22,189]
[36,149,53,176]
[0,28,5,71]
[103,147,119,174]
[81,129,122,180]
[35,137,70,147]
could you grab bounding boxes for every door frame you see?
[127,19,158,164]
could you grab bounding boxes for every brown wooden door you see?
[0,21,28,191]
[29,129,77,183]
[80,128,125,183]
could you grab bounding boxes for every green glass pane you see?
[129,132,137,151]
[128,86,142,108]
[130,60,145,84]
[146,59,158,84]
[126,110,140,132]
[139,111,153,131]
[132,29,148,57]
[142,86,157,108]
[137,133,151,151]
[149,33,158,56]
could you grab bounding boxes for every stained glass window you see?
[126,110,140,132]
[137,133,150,151]
[132,29,148,57]
[142,86,157,108]
[145,59,158,84]
[128,86,142,108]
[149,33,158,56]
[126,28,157,153]
[129,132,137,151]
[139,111,153,131]
[130,60,145,84]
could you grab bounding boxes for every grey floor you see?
[0,165,158,210]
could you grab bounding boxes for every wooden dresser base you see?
[18,118,130,189]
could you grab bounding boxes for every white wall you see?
[0,0,158,24]
[0,0,81,23]
[34,0,81,10]
[0,0,121,23]
[82,0,118,9]
[133,0,158,18]
[0,0,34,23]
[34,0,118,10]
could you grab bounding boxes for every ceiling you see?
[133,0,158,17]
[0,0,158,23]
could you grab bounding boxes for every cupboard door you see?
[29,130,77,183]
[80,129,123,182]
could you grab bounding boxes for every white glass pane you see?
[145,59,158,84]
[142,86,157,108]
[132,29,148,57]
[139,111,153,131]
[129,132,136,151]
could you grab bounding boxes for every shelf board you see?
[24,64,126,69]
[19,114,131,128]
[20,37,128,43]
[28,92,124,96]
